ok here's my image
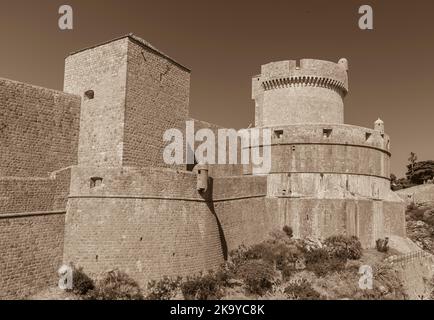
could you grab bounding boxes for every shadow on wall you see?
[200,178,229,260]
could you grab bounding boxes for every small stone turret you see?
[375,118,385,135]
[195,164,209,192]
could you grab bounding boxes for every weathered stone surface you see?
[396,184,434,205]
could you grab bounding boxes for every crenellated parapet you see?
[253,59,348,97]
[253,59,349,127]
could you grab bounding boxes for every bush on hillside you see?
[324,235,363,260]
[65,265,95,296]
[284,279,322,300]
[304,247,346,276]
[86,269,143,300]
[181,272,224,300]
[236,260,276,296]
[146,276,182,300]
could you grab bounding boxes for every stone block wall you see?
[0,169,72,299]
[210,176,282,252]
[277,198,405,248]
[188,118,245,176]
[0,168,73,215]
[122,37,191,169]
[0,212,65,299]
[64,166,225,286]
[63,166,278,285]
[64,38,129,167]
[0,78,80,177]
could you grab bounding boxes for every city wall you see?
[0,77,79,299]
[63,166,274,286]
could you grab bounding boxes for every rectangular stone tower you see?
[64,34,191,168]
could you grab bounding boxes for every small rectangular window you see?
[90,177,103,188]
[274,130,284,139]
[323,129,332,138]
[365,132,372,141]
[84,90,95,100]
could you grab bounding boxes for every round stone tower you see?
[252,59,349,126]
[248,58,406,248]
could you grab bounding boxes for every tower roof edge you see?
[67,33,191,72]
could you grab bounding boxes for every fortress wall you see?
[0,168,73,214]
[211,176,282,252]
[64,38,129,167]
[52,168,74,211]
[266,174,392,200]
[279,198,405,248]
[122,38,190,169]
[212,197,280,252]
[64,168,278,285]
[265,124,390,152]
[0,78,81,178]
[64,198,223,287]
[396,184,434,205]
[243,124,391,180]
[0,212,65,299]
[383,200,407,239]
[261,86,344,125]
[266,144,389,177]
[64,167,225,286]
[0,178,55,214]
[0,169,71,299]
[188,118,244,177]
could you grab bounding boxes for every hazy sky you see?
[0,0,433,176]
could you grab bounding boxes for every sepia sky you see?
[0,0,433,177]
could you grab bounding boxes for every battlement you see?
[252,58,349,127]
[253,59,348,98]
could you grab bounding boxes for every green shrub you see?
[423,209,434,226]
[87,269,143,300]
[67,265,95,296]
[243,240,301,272]
[284,279,322,300]
[213,265,235,288]
[324,235,363,260]
[236,260,276,296]
[304,248,346,276]
[407,205,426,221]
[229,245,250,268]
[181,272,224,300]
[407,202,418,212]
[146,276,182,300]
[281,265,294,281]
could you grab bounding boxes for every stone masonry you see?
[0,34,406,298]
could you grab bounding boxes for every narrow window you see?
[274,130,284,139]
[84,90,94,100]
[365,132,372,141]
[323,128,332,138]
[90,177,103,188]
